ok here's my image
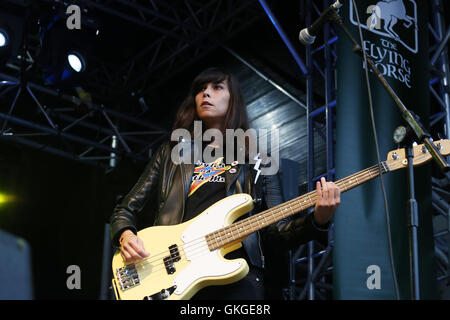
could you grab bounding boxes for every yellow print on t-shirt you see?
[188,157,231,197]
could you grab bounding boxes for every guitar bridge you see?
[116,264,141,291]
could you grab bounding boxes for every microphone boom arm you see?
[329,9,449,171]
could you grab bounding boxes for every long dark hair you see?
[172,67,249,135]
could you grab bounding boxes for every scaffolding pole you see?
[430,0,450,295]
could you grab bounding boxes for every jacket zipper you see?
[180,161,186,223]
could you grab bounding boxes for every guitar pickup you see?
[169,244,181,262]
[163,244,181,275]
[163,257,176,274]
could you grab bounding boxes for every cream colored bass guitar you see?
[111,140,449,300]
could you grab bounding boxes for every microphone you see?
[298,0,344,45]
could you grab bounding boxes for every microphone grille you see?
[332,0,344,10]
[298,28,316,45]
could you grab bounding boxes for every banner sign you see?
[334,0,438,299]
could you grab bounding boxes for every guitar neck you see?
[206,162,389,251]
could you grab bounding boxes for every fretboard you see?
[205,162,389,251]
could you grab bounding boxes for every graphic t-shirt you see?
[182,148,263,299]
[183,156,231,222]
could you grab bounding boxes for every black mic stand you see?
[405,141,420,300]
[325,8,450,300]
[393,122,423,300]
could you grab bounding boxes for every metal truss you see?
[278,0,450,300]
[0,72,168,169]
[0,0,264,169]
[295,0,337,301]
[259,0,337,300]
[429,0,450,297]
[36,0,265,102]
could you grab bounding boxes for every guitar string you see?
[120,156,427,274]
[123,238,260,286]
[120,175,382,281]
[124,163,385,271]
[206,163,386,250]
[225,152,424,239]
[119,161,389,271]
[121,158,381,279]
[123,160,394,270]
[129,162,378,280]
[130,165,380,279]
[116,152,439,291]
[125,243,211,281]
[117,157,416,284]
[128,162,384,268]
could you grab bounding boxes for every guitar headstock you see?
[385,139,450,172]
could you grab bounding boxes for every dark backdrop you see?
[0,139,149,299]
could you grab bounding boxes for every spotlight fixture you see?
[0,13,25,67]
[45,49,88,85]
[67,52,85,72]
[0,29,8,48]
[39,17,92,86]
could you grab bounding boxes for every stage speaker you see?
[0,229,33,299]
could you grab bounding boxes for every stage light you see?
[0,193,6,204]
[39,17,93,86]
[0,193,16,206]
[67,52,85,72]
[0,30,8,47]
[43,49,88,85]
[0,13,25,68]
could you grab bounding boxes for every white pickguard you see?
[173,194,251,295]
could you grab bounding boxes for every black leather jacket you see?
[110,141,329,268]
